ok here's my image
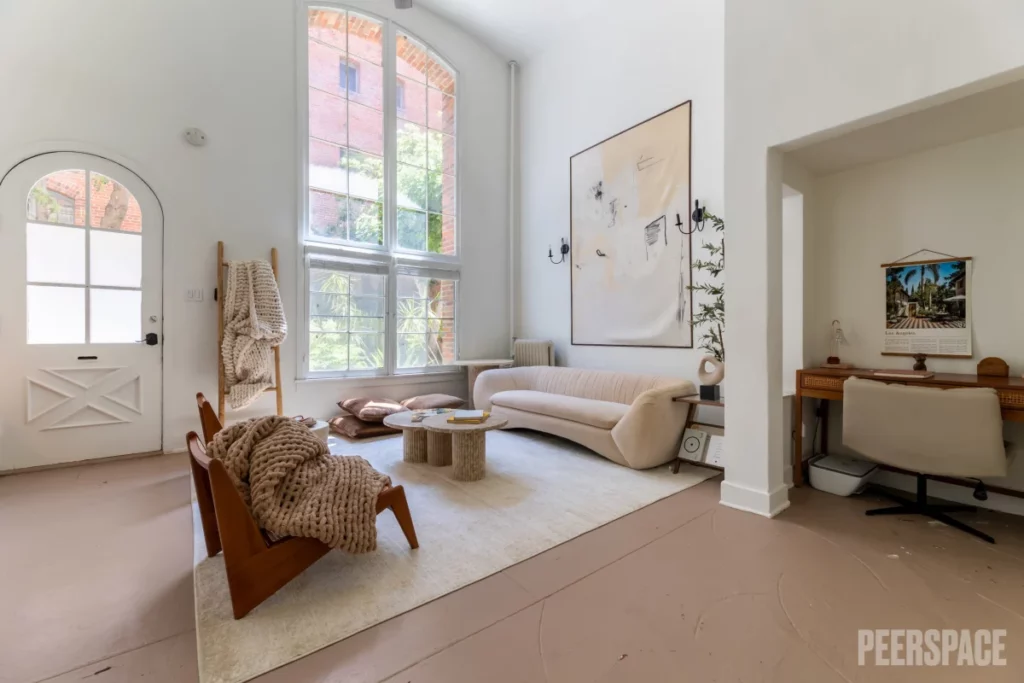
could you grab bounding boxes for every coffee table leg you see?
[427,431,452,467]
[403,429,428,464]
[452,431,486,481]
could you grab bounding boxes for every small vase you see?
[698,356,725,401]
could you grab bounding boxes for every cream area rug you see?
[193,429,717,683]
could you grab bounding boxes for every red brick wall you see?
[32,169,142,232]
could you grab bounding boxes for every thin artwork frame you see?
[569,99,694,349]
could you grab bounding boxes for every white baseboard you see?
[719,480,791,518]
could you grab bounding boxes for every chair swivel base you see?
[866,475,995,544]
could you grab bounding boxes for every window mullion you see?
[84,170,91,343]
[383,17,398,376]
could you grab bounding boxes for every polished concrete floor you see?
[3,451,1023,683]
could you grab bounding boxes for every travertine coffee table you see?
[382,412,429,464]
[422,414,508,481]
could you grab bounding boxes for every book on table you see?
[448,410,489,424]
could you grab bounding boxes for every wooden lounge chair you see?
[187,432,419,618]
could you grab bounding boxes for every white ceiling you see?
[417,0,589,61]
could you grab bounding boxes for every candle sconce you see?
[548,238,570,264]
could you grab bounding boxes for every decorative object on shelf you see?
[977,357,1010,378]
[689,205,725,392]
[881,250,973,359]
[821,319,852,369]
[570,101,693,348]
[912,353,928,372]
[698,356,724,401]
[547,238,569,264]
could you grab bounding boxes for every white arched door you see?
[0,153,163,470]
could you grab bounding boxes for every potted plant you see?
[688,209,725,401]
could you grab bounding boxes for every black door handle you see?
[139,332,159,346]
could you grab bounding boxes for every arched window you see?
[302,4,459,377]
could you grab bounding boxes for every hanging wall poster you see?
[570,101,692,347]
[882,257,972,357]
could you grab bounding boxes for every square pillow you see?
[401,393,466,410]
[338,397,407,423]
[329,415,399,439]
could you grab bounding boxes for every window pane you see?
[90,231,141,288]
[310,292,348,317]
[427,88,455,134]
[311,269,349,294]
[90,174,141,232]
[348,198,383,245]
[27,285,85,344]
[309,37,347,96]
[26,223,85,284]
[311,315,347,333]
[349,333,384,369]
[349,272,383,296]
[309,190,348,240]
[347,11,382,65]
[309,87,348,147]
[427,130,456,175]
[349,101,383,156]
[349,296,385,318]
[350,316,384,332]
[347,56,382,112]
[427,172,443,213]
[310,332,349,372]
[397,120,428,168]
[28,171,84,226]
[397,209,426,251]
[90,289,141,343]
[399,316,427,333]
[427,53,456,96]
[396,33,427,83]
[309,140,347,194]
[348,150,382,202]
[428,213,457,256]
[397,334,428,369]
[399,77,427,126]
[308,8,346,51]
[442,173,456,215]
[397,164,427,210]
[397,274,456,368]
[308,267,386,373]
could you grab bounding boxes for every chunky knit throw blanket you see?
[222,260,287,410]
[208,416,391,553]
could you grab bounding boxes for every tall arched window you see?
[302,4,458,378]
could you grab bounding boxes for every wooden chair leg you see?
[189,451,222,557]
[377,485,419,549]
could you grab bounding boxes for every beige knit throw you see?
[222,260,287,410]
[207,416,391,553]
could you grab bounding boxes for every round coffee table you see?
[382,412,429,464]
[422,414,508,481]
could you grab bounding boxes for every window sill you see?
[295,369,465,389]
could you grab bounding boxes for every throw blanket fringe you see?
[208,416,391,552]
[222,260,287,410]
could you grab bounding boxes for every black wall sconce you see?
[677,199,707,236]
[548,238,569,264]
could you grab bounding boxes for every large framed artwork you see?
[570,101,692,348]
[882,256,973,358]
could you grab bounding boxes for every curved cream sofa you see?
[474,366,696,470]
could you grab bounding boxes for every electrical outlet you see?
[185,288,204,302]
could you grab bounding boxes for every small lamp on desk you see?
[821,319,853,369]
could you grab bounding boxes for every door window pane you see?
[27,286,85,344]
[90,289,141,343]
[27,171,85,226]
[90,231,142,288]
[90,174,142,231]
[26,223,86,285]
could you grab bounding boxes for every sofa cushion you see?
[490,390,628,430]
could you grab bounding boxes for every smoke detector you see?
[395,0,413,8]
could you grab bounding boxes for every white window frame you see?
[297,1,462,380]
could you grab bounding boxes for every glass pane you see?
[427,130,456,175]
[350,316,384,332]
[397,333,428,369]
[397,209,426,251]
[347,11,382,65]
[348,150,382,202]
[349,296,385,318]
[396,33,427,83]
[27,286,85,344]
[26,223,85,284]
[428,213,443,254]
[399,316,427,334]
[90,174,141,232]
[397,164,427,210]
[90,231,141,288]
[310,292,348,317]
[310,268,349,294]
[397,120,427,168]
[440,214,456,255]
[430,280,457,318]
[348,198,382,245]
[427,88,455,134]
[309,190,348,240]
[307,8,346,51]
[310,332,349,372]
[311,315,347,333]
[349,333,384,369]
[90,289,141,343]
[427,53,456,96]
[27,171,84,226]
[398,274,429,299]
[427,172,443,213]
[398,78,427,126]
[349,101,383,156]
[308,37,347,96]
[349,272,384,296]
[347,56,383,112]
[309,87,348,147]
[442,173,456,215]
[309,140,347,194]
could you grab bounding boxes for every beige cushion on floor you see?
[490,390,629,430]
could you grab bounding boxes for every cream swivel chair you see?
[842,377,1010,544]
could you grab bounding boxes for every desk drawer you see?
[801,375,845,392]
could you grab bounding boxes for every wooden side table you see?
[451,359,514,408]
[670,395,725,474]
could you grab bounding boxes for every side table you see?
[670,395,725,474]
[450,359,514,408]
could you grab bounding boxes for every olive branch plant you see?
[687,210,725,362]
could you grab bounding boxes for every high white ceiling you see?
[417,0,589,61]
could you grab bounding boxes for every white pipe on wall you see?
[508,60,519,356]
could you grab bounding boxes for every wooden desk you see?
[793,368,1024,487]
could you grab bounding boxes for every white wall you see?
[0,0,510,454]
[810,125,1024,503]
[724,0,1024,516]
[517,0,724,379]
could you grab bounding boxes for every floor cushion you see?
[401,393,465,410]
[339,398,407,422]
[489,390,629,430]
[329,415,399,439]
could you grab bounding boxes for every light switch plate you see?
[186,288,204,302]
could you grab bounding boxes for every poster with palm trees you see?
[883,257,972,357]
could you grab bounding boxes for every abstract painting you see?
[570,101,692,347]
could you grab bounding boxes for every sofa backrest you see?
[502,366,690,405]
